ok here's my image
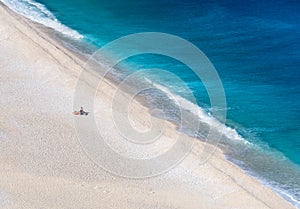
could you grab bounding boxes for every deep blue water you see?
[3,0,300,206]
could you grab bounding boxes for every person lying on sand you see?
[73,107,89,115]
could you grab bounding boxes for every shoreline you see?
[55,12,300,207]
[0,2,296,209]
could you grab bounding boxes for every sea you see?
[2,0,299,207]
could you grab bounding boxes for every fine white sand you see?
[0,2,296,209]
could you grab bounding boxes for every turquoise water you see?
[2,0,299,206]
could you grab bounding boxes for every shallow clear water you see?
[2,0,300,207]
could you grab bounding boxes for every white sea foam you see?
[247,171,300,209]
[1,0,83,39]
[279,189,300,208]
[144,78,250,144]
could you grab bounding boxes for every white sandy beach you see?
[0,2,296,209]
